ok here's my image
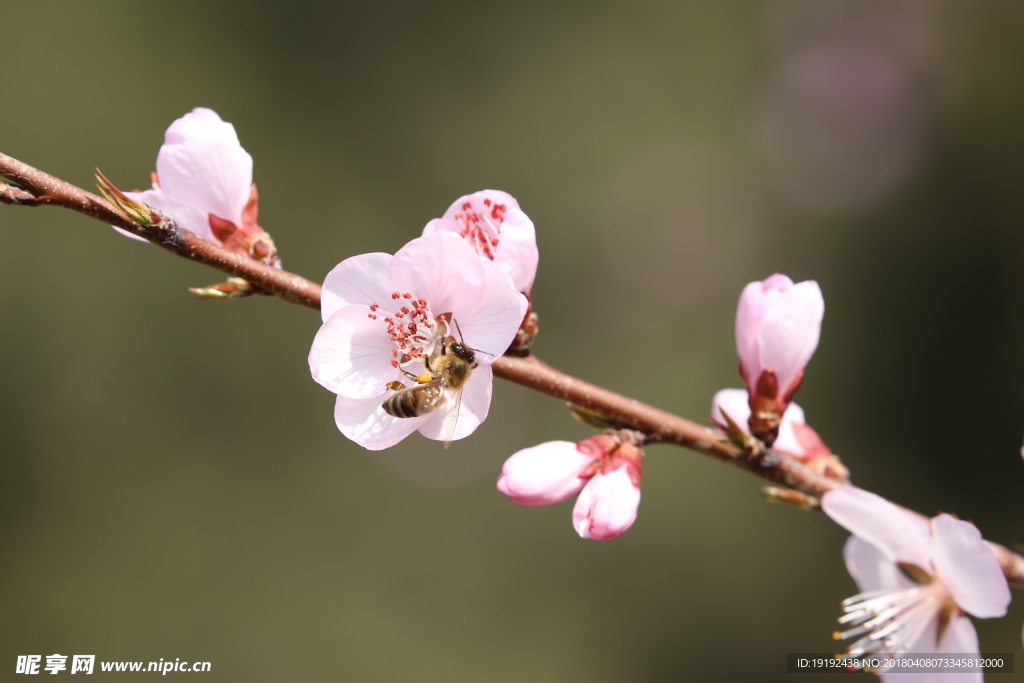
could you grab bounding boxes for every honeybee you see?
[381,324,480,449]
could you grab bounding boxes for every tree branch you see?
[0,153,320,308]
[3,150,1022,587]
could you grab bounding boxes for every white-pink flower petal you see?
[388,233,486,316]
[843,535,916,594]
[930,514,1010,619]
[309,306,399,398]
[321,252,395,323]
[821,487,931,570]
[416,363,493,443]
[711,388,751,426]
[572,467,641,541]
[333,393,425,452]
[130,188,213,240]
[891,616,982,683]
[710,388,807,454]
[155,108,253,225]
[497,441,595,506]
[448,257,528,361]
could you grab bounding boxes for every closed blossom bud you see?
[498,432,644,541]
[496,440,596,506]
[735,273,823,446]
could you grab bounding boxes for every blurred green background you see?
[3,0,1024,680]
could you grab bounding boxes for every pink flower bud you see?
[735,274,823,444]
[496,441,595,506]
[498,433,643,540]
[572,467,641,541]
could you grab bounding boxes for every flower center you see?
[453,198,505,260]
[366,292,445,370]
[834,579,954,667]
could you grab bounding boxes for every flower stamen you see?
[452,205,503,260]
[370,292,445,373]
[835,583,950,667]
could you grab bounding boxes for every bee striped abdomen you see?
[381,381,445,418]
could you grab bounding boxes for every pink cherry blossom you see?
[734,273,823,444]
[711,388,847,478]
[423,190,538,295]
[113,108,278,266]
[497,433,643,541]
[822,487,1010,680]
[309,233,527,450]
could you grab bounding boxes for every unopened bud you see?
[735,274,824,428]
[187,277,254,299]
[761,486,819,509]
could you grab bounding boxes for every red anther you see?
[483,198,492,206]
[403,292,413,299]
[369,303,380,311]
[391,360,399,368]
[412,335,425,342]
[392,348,399,357]
[418,298,427,306]
[391,292,401,299]
[462,202,471,210]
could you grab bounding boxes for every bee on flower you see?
[309,233,527,450]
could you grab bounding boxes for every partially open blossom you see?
[423,190,538,295]
[113,107,279,267]
[822,487,1010,679]
[497,433,643,541]
[309,233,526,450]
[735,273,823,445]
[711,388,847,479]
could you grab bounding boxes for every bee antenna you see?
[450,317,492,355]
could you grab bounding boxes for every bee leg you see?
[386,381,407,391]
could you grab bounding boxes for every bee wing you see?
[439,384,464,450]
[416,379,447,414]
